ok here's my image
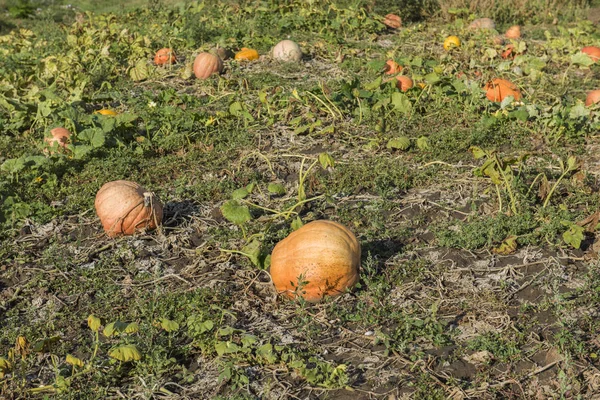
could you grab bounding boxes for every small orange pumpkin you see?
[484,78,521,102]
[383,13,401,29]
[505,25,521,39]
[154,48,176,65]
[582,46,600,62]
[395,75,414,92]
[95,180,163,237]
[585,90,600,106]
[44,127,71,154]
[501,44,515,59]
[384,59,403,75]
[235,47,259,61]
[193,52,224,79]
[270,220,360,302]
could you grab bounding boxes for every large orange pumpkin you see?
[154,48,176,65]
[193,52,223,80]
[484,78,521,102]
[270,220,361,302]
[586,90,600,106]
[582,46,600,62]
[95,180,163,237]
[44,127,71,154]
[383,13,401,29]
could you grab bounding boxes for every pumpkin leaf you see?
[257,343,278,363]
[469,146,487,159]
[215,341,241,356]
[65,354,84,368]
[130,59,149,81]
[569,104,590,119]
[221,200,252,225]
[241,238,262,267]
[571,52,594,67]
[391,92,411,114]
[492,235,518,255]
[563,223,585,249]
[108,345,142,362]
[32,336,60,353]
[78,128,106,148]
[291,216,304,231]
[267,182,286,195]
[318,152,335,169]
[125,322,139,334]
[386,136,410,150]
[87,315,101,332]
[160,318,180,332]
[232,183,255,200]
[416,136,430,150]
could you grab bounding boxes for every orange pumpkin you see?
[384,59,403,75]
[95,180,163,237]
[484,78,521,102]
[383,13,401,29]
[270,220,361,302]
[94,109,118,116]
[505,25,521,39]
[193,52,223,80]
[154,48,176,65]
[235,47,259,61]
[395,75,414,92]
[585,90,600,106]
[44,127,71,154]
[582,46,600,62]
[501,44,515,59]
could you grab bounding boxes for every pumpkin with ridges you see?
[154,48,176,65]
[270,220,360,302]
[484,78,521,102]
[582,46,600,62]
[193,52,223,79]
[272,40,302,62]
[95,180,163,237]
[44,127,71,154]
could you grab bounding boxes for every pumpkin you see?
[585,90,600,106]
[270,220,360,302]
[384,59,403,75]
[94,109,117,116]
[383,13,401,29]
[44,127,71,154]
[469,18,496,30]
[443,35,461,51]
[582,46,600,62]
[95,180,163,237]
[235,47,259,61]
[505,25,521,39]
[484,78,521,102]
[193,52,224,80]
[395,75,414,92]
[272,40,302,62]
[154,48,176,65]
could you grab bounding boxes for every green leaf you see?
[318,152,335,169]
[567,156,578,171]
[241,334,258,348]
[291,216,304,231]
[391,92,411,114]
[108,345,142,362]
[87,315,101,332]
[257,343,278,363]
[267,182,286,195]
[363,76,382,91]
[563,224,585,249]
[215,341,240,356]
[232,183,255,200]
[571,52,595,67]
[78,128,106,148]
[125,322,139,334]
[241,238,262,267]
[130,59,149,81]
[386,136,410,150]
[160,318,180,332]
[66,354,84,368]
[492,235,518,255]
[221,200,251,225]
[424,72,440,85]
[469,146,487,159]
[569,104,590,119]
[416,136,429,150]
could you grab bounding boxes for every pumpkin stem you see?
[143,192,153,208]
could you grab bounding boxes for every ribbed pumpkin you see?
[270,220,361,302]
[484,78,521,102]
[235,47,259,61]
[384,59,403,75]
[383,13,401,29]
[193,52,223,80]
[44,127,71,154]
[586,90,600,106]
[469,18,495,30]
[505,25,521,39]
[582,46,600,62]
[95,180,163,237]
[395,75,414,92]
[154,48,176,65]
[272,40,302,62]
